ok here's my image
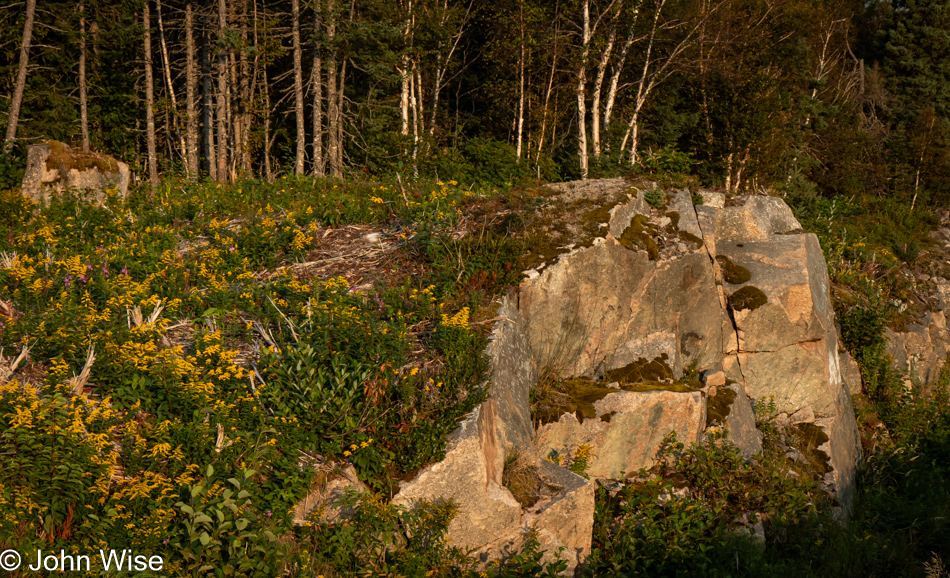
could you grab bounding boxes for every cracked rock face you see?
[517,185,860,512]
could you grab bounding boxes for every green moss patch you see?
[533,359,701,425]
[678,230,704,247]
[706,387,737,427]
[605,355,675,383]
[728,285,768,311]
[666,211,681,230]
[716,255,752,284]
[45,140,120,175]
[618,214,660,260]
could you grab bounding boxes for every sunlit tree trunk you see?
[79,0,90,152]
[144,1,159,193]
[4,0,37,144]
[312,0,325,176]
[185,4,199,179]
[216,0,229,182]
[292,0,306,174]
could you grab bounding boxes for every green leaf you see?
[199,532,211,546]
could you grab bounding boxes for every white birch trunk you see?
[292,0,306,174]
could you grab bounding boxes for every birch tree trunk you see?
[4,0,37,144]
[262,58,274,180]
[312,0,324,176]
[576,1,591,179]
[185,4,199,179]
[216,0,229,182]
[144,1,159,193]
[156,0,185,167]
[292,0,306,174]
[326,0,339,175]
[516,0,525,159]
[602,25,635,142]
[591,26,616,159]
[333,58,346,177]
[79,0,90,152]
[399,0,413,137]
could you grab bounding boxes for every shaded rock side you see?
[885,310,949,386]
[485,296,536,448]
[707,381,763,459]
[292,464,368,526]
[535,390,706,479]
[22,141,130,205]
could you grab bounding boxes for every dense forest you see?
[1,0,948,201]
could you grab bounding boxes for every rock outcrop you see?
[394,179,863,570]
[393,298,594,574]
[21,141,129,205]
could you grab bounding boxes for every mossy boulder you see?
[21,140,129,206]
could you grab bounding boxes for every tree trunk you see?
[591,27,616,159]
[516,0,525,160]
[292,0,306,174]
[262,57,274,180]
[576,1,591,179]
[399,0,412,137]
[156,0,185,167]
[202,22,217,180]
[327,0,341,176]
[312,0,324,176]
[216,0,229,182]
[79,0,90,152]
[4,0,37,144]
[144,1,159,193]
[334,58,346,176]
[603,25,635,142]
[185,4,199,179]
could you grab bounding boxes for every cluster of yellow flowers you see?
[440,306,471,329]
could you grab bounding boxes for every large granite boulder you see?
[395,183,864,567]
[21,141,129,205]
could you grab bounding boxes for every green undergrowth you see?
[0,176,533,576]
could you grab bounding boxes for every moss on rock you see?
[705,387,737,427]
[604,354,675,384]
[45,140,120,175]
[618,214,660,260]
[716,255,752,284]
[728,285,768,311]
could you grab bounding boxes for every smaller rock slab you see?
[536,389,706,479]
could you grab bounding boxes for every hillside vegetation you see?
[0,173,946,576]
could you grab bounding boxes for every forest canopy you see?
[0,0,947,203]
